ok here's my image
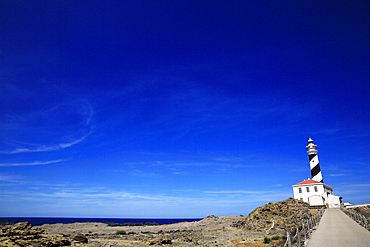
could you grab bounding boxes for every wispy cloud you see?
[1,132,90,154]
[1,95,94,154]
[328,173,345,177]
[130,169,161,178]
[0,159,65,167]
[312,128,341,135]
[0,177,294,216]
[101,77,316,146]
[0,175,19,182]
[352,183,370,187]
[172,171,186,175]
[205,190,271,194]
[18,188,283,206]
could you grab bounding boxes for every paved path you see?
[307,208,370,247]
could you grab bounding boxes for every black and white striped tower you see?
[306,138,323,183]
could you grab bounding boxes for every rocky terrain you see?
[0,221,88,246]
[348,205,370,218]
[0,221,14,228]
[41,215,261,246]
[235,197,311,235]
[1,198,311,246]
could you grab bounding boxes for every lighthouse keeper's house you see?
[292,178,341,208]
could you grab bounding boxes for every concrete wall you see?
[346,203,370,208]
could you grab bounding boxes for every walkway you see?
[307,208,370,247]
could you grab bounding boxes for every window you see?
[314,186,318,192]
[306,187,310,192]
[299,188,302,193]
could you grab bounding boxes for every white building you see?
[292,178,342,208]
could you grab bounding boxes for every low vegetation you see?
[264,236,280,243]
[116,230,126,235]
[263,237,272,243]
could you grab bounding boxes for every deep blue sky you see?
[1,0,369,217]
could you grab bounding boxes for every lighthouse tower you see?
[306,138,323,183]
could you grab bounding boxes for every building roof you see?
[292,179,322,186]
[292,179,333,190]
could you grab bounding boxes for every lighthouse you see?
[292,138,342,208]
[306,138,323,183]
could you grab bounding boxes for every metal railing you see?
[340,206,370,231]
[275,208,325,247]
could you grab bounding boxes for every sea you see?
[0,217,202,226]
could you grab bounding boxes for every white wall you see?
[293,184,327,203]
[328,194,341,208]
[309,195,325,206]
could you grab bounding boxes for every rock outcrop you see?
[235,198,311,235]
[0,221,87,246]
[348,205,370,218]
[0,221,14,229]
[145,238,172,245]
[71,232,89,243]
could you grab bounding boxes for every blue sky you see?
[0,0,369,217]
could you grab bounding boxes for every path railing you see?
[272,208,324,247]
[340,206,370,231]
